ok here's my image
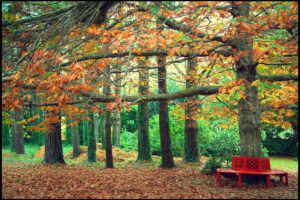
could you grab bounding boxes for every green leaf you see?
[240,16,247,21]
[181,34,189,42]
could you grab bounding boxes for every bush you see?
[120,128,138,152]
[204,131,240,166]
[201,157,223,174]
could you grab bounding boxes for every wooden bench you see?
[216,156,288,188]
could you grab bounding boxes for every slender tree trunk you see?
[78,120,84,145]
[15,108,25,154]
[113,72,122,147]
[88,112,96,162]
[83,120,89,146]
[184,58,199,162]
[72,122,80,158]
[137,57,151,161]
[94,110,100,145]
[11,111,17,152]
[44,110,65,164]
[38,108,45,146]
[104,66,114,168]
[102,110,107,149]
[157,56,175,168]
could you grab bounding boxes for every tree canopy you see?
[2,1,298,132]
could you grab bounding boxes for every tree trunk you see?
[113,109,121,147]
[238,87,262,157]
[184,58,199,162]
[104,66,114,168]
[88,112,96,162]
[137,57,151,161]
[94,110,100,145]
[102,108,107,150]
[113,72,122,147]
[233,2,262,158]
[78,120,84,145]
[38,108,45,146]
[15,108,25,154]
[157,56,175,168]
[11,111,17,152]
[44,111,65,164]
[83,120,88,146]
[72,122,80,158]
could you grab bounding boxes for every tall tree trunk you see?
[72,122,80,158]
[102,109,107,149]
[157,56,175,168]
[137,57,151,161]
[94,110,100,145]
[38,108,45,146]
[233,2,262,157]
[83,120,88,146]
[113,72,122,147]
[44,110,65,164]
[184,58,199,162]
[11,111,17,152]
[15,108,25,154]
[78,120,84,145]
[104,66,114,168]
[88,112,96,162]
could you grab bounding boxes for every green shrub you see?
[201,157,223,174]
[204,131,240,166]
[120,127,138,152]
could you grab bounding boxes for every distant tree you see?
[88,112,96,162]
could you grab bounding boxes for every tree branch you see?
[257,74,298,82]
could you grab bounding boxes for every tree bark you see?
[15,108,25,154]
[137,57,151,161]
[157,56,175,168]
[72,122,80,158]
[104,66,114,168]
[184,58,199,162]
[44,111,65,164]
[113,72,122,147]
[102,108,107,150]
[88,112,96,162]
[233,2,262,157]
[94,110,100,145]
[11,111,17,152]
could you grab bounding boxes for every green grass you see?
[270,156,298,171]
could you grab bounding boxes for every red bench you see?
[216,156,288,188]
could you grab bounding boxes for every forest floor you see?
[2,145,298,199]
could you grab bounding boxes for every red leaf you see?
[116,97,120,104]
[124,101,130,112]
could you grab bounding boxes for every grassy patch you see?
[270,156,298,171]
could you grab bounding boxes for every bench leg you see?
[267,175,270,188]
[216,172,221,185]
[285,174,288,186]
[238,173,242,187]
